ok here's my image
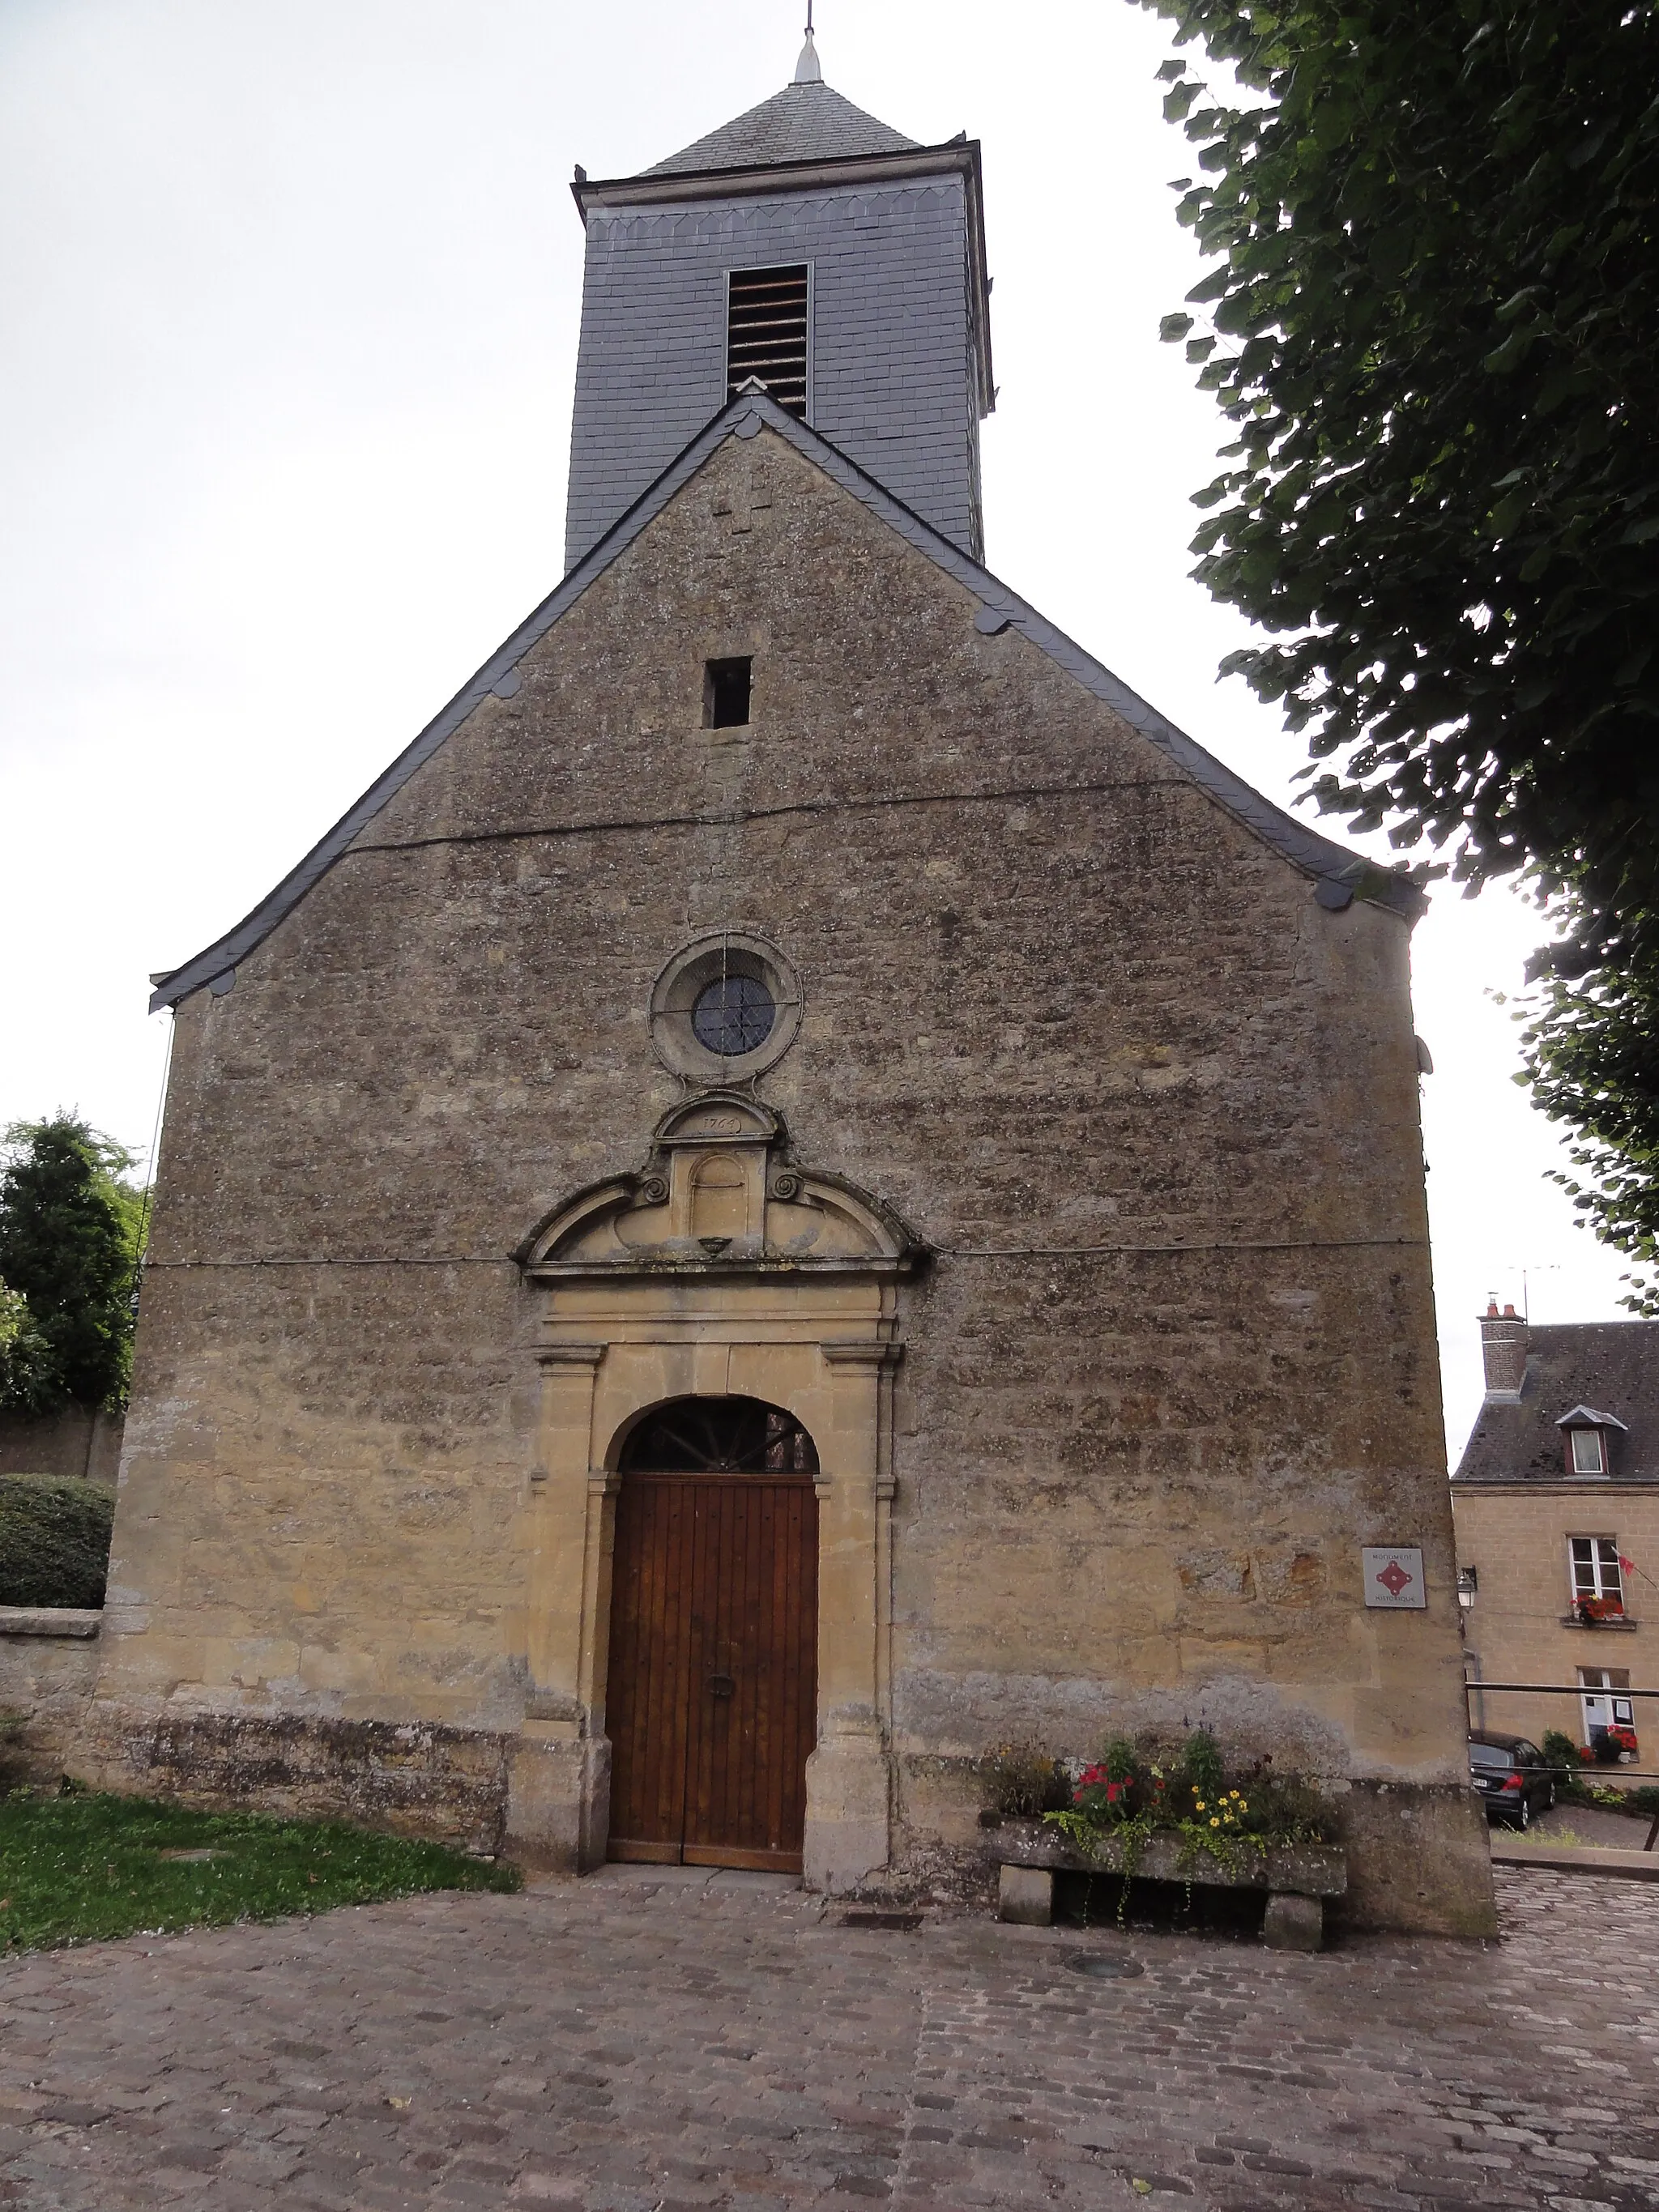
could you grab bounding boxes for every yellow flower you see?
[1210,1816,1220,1827]
[1229,1790,1240,1800]
[1194,1799,1205,1811]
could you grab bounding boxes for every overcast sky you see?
[0,0,1633,1456]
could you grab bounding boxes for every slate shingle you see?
[641,81,918,177]
[1453,1322,1659,1485]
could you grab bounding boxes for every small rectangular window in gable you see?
[727,265,810,418]
[704,657,752,729]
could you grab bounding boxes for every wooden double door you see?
[606,1448,819,1872]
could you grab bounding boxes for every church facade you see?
[87,47,1493,1932]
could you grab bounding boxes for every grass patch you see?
[0,1789,519,1954]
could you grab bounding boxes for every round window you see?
[691,974,775,1056]
[649,930,802,1082]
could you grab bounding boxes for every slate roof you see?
[1454,1322,1659,1485]
[149,390,1426,1012]
[641,81,918,177]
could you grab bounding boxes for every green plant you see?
[1537,1728,1648,1811]
[1043,1731,1333,1923]
[0,1282,53,1412]
[0,1792,520,1954]
[1137,0,1659,1306]
[0,1116,147,1413]
[1184,1728,1226,1804]
[979,1742,1073,1818]
[1542,1728,1582,1776]
[0,1475,115,1608]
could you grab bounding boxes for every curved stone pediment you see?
[517,1095,921,1277]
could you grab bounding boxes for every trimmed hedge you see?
[0,1474,113,1608]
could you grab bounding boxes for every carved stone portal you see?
[508,1097,923,1891]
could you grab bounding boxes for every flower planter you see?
[984,1816,1347,1952]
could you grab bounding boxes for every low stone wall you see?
[0,1609,103,1783]
[75,1707,512,1854]
[0,1409,123,1486]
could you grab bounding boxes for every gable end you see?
[150,391,1422,1013]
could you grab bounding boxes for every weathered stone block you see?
[1337,1779,1498,1937]
[0,1612,101,1782]
[505,1727,610,1874]
[1262,1892,1325,1951]
[998,1865,1054,1925]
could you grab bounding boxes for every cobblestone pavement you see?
[2,1864,1658,2211]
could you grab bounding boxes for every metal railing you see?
[1464,1680,1659,1849]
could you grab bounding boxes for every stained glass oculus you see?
[692,974,775,1055]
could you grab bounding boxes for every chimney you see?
[1480,1298,1527,1401]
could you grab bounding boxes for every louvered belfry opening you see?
[726,265,809,416]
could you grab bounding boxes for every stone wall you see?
[0,1407,122,1486]
[79,1708,510,1852]
[0,1611,102,1784]
[97,425,1490,1929]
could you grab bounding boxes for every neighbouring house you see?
[75,35,1492,1932]
[1453,1305,1659,1772]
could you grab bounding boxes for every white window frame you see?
[1579,1666,1637,1754]
[1569,1536,1623,1611]
[1569,1426,1608,1475]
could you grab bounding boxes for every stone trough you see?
[986,1817,1347,1950]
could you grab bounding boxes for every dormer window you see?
[1557,1404,1627,1477]
[1571,1428,1607,1477]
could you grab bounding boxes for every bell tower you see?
[565,31,994,569]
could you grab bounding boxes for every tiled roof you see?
[641,81,918,177]
[1454,1321,1659,1484]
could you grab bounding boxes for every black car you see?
[1469,1731,1556,1830]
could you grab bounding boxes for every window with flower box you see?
[1569,1536,1624,1620]
[1580,1668,1639,1761]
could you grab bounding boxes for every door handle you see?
[707,1673,736,1699]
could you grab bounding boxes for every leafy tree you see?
[1137,0,1659,1301]
[0,1118,147,1413]
[0,1283,55,1416]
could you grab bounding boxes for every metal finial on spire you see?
[794,2,821,83]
